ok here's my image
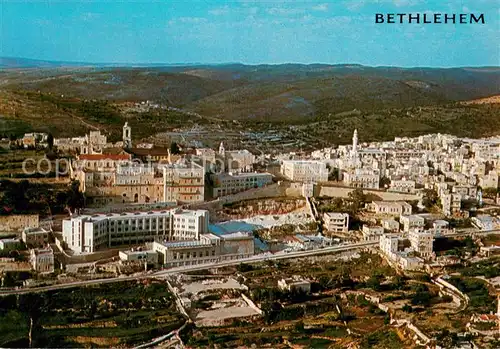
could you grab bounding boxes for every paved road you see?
[0,241,377,296]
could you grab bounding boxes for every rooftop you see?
[78,154,131,161]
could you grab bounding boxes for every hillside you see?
[0,63,499,122]
[0,62,500,145]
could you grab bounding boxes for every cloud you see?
[267,7,305,16]
[209,6,230,16]
[312,3,328,12]
[168,17,208,26]
[393,0,423,7]
[81,12,101,21]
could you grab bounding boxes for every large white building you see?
[211,172,273,198]
[323,212,349,233]
[62,209,209,253]
[281,160,328,182]
[400,215,425,233]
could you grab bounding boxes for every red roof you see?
[78,154,131,161]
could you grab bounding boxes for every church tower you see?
[123,122,132,149]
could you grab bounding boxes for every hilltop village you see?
[1,120,500,349]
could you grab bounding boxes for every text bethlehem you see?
[375,13,485,24]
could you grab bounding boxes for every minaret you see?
[218,141,225,156]
[123,122,132,149]
[352,129,358,154]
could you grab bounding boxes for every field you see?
[0,280,184,348]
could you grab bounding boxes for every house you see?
[381,219,400,232]
[119,249,158,264]
[30,246,55,273]
[372,201,412,216]
[22,227,50,248]
[400,215,425,233]
[362,225,384,241]
[278,276,311,293]
[0,238,23,252]
[323,212,349,233]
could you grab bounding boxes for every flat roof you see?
[156,240,212,249]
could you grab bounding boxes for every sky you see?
[0,0,499,67]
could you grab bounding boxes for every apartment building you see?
[372,201,412,216]
[382,219,400,232]
[211,172,273,198]
[62,209,209,253]
[362,225,384,241]
[389,179,416,193]
[323,212,349,233]
[400,215,425,233]
[281,160,328,182]
[409,230,434,259]
[163,162,205,203]
[343,168,380,189]
[441,192,462,216]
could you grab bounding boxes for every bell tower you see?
[123,122,132,149]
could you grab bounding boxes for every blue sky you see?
[0,0,498,67]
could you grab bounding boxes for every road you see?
[0,241,377,296]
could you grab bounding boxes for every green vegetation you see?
[0,179,84,215]
[449,277,496,313]
[0,280,183,348]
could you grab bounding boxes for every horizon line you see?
[1,56,499,70]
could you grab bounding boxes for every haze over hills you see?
[1,57,499,122]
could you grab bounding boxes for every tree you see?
[348,188,366,213]
[170,142,180,155]
[422,189,438,209]
[380,176,391,189]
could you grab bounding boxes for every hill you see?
[1,63,499,122]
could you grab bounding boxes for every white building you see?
[119,249,158,264]
[441,192,462,216]
[30,246,55,273]
[0,238,23,252]
[409,230,434,259]
[343,168,380,189]
[400,215,425,233]
[211,172,273,198]
[362,225,384,241]
[389,179,416,193]
[382,219,400,232]
[323,212,349,233]
[372,201,412,216]
[281,160,328,182]
[278,276,311,293]
[62,209,209,253]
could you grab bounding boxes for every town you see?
[1,121,499,348]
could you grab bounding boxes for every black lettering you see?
[434,13,441,23]
[387,14,395,23]
[396,13,405,23]
[460,14,467,23]
[408,13,420,23]
[445,14,455,24]
[375,13,384,23]
[423,13,431,23]
[470,13,485,24]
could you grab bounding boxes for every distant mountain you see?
[0,58,499,121]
